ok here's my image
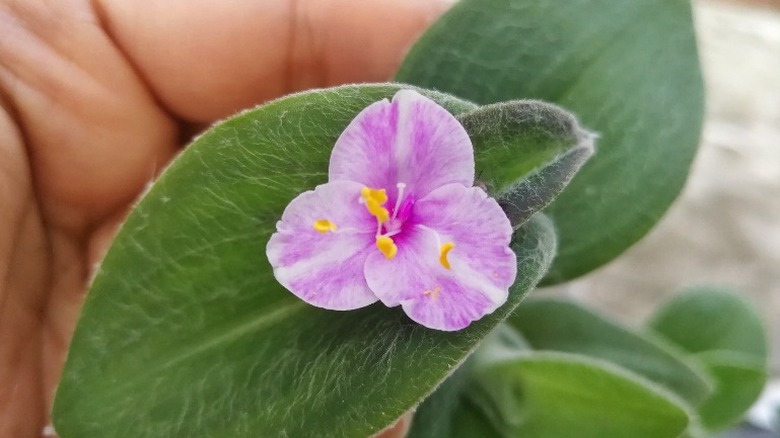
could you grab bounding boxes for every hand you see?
[0,1,449,436]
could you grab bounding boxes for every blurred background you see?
[546,0,779,434]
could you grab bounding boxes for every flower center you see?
[359,183,455,268]
[360,183,414,259]
[360,187,389,223]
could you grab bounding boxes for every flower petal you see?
[364,184,516,330]
[267,181,378,310]
[413,184,517,290]
[329,90,474,200]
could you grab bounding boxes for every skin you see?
[0,0,452,436]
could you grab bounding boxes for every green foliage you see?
[474,353,691,438]
[649,287,767,359]
[648,287,769,431]
[52,84,586,437]
[509,298,713,406]
[406,361,475,438]
[396,0,705,283]
[411,290,768,437]
[459,101,594,228]
[410,328,692,438]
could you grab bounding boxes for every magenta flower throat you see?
[267,90,517,331]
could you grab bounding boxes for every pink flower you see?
[266,90,517,331]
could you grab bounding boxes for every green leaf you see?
[396,0,705,283]
[450,399,505,438]
[52,84,560,438]
[467,323,531,370]
[470,352,691,438]
[648,287,768,360]
[508,298,713,406]
[408,324,530,438]
[411,323,697,438]
[407,362,473,438]
[410,373,504,438]
[459,101,594,227]
[695,352,767,431]
[647,287,769,431]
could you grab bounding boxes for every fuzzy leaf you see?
[695,352,767,431]
[52,84,560,438]
[459,101,594,228]
[470,352,691,438]
[408,324,531,438]
[396,0,705,283]
[648,287,768,431]
[509,298,713,406]
[648,287,767,360]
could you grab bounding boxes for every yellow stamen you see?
[361,187,390,223]
[376,236,397,259]
[439,242,455,269]
[313,219,337,233]
[361,187,388,204]
[423,285,441,299]
[366,200,389,223]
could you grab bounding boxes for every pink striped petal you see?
[266,181,378,310]
[364,184,517,331]
[329,90,474,201]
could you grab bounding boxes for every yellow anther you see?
[366,199,390,223]
[313,219,337,233]
[361,187,388,205]
[439,242,455,269]
[376,236,398,259]
[361,187,390,223]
